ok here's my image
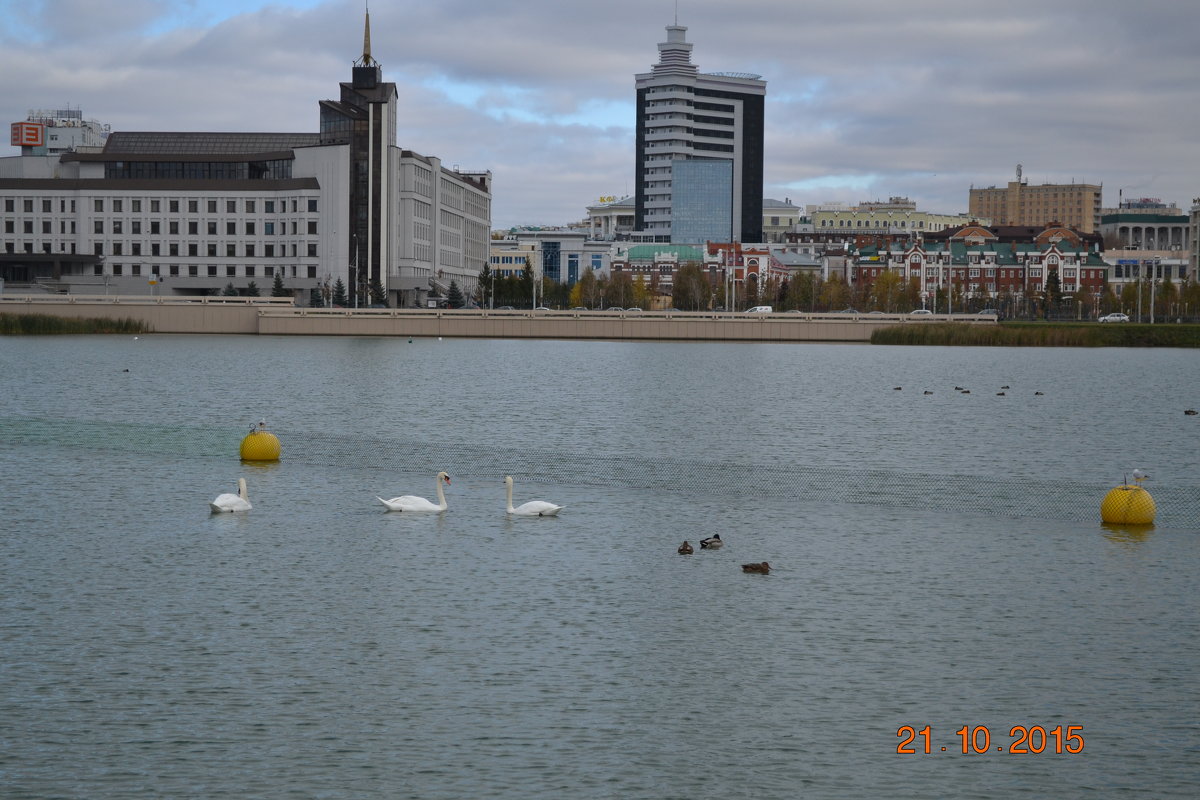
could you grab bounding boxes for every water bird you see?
[961,390,971,394]
[700,534,723,549]
[1186,409,1197,416]
[997,392,1005,396]
[1034,391,1044,396]
[1132,469,1150,482]
[378,471,451,512]
[923,390,933,395]
[893,386,902,391]
[954,386,964,391]
[678,541,694,555]
[210,478,252,513]
[742,561,771,574]
[1001,385,1010,389]
[505,476,563,516]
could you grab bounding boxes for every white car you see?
[1099,313,1130,323]
[909,309,933,315]
[746,305,774,313]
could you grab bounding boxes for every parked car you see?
[534,306,551,311]
[496,305,514,310]
[909,309,933,315]
[570,306,587,311]
[1099,312,1130,323]
[607,307,624,312]
[835,308,860,314]
[746,305,774,313]
[977,308,998,316]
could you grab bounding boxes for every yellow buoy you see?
[1100,484,1155,525]
[240,428,281,462]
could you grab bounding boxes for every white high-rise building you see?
[633,25,766,244]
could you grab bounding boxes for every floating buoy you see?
[240,421,281,462]
[1100,483,1155,525]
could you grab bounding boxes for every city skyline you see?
[3,0,1198,230]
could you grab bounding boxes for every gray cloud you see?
[2,0,1198,227]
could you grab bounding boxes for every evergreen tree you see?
[476,264,494,307]
[309,287,324,307]
[520,258,534,308]
[369,276,387,306]
[271,272,289,297]
[222,282,239,297]
[446,279,465,308]
[1044,267,1062,318]
[245,280,260,297]
[332,278,348,307]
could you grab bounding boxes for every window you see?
[42,199,52,212]
[265,222,274,235]
[152,243,160,256]
[132,200,141,212]
[264,244,274,257]
[130,263,140,276]
[41,221,51,234]
[307,199,318,212]
[227,221,236,235]
[207,221,216,235]
[169,243,179,256]
[188,221,198,235]
[189,265,198,277]
[169,200,179,213]
[169,265,179,277]
[94,199,104,212]
[207,244,217,257]
[150,221,160,235]
[246,266,255,277]
[151,200,160,213]
[113,243,123,256]
[245,244,255,257]
[245,222,255,235]
[307,243,317,257]
[207,200,217,213]
[112,263,122,275]
[226,244,236,257]
[245,200,256,213]
[188,200,198,213]
[113,221,123,235]
[131,243,141,256]
[227,266,237,277]
[307,221,317,235]
[24,199,33,212]
[188,244,198,257]
[132,221,141,235]
[169,221,179,235]
[227,200,236,213]
[4,199,12,212]
[94,221,104,234]
[265,201,274,213]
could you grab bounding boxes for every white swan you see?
[210,478,251,513]
[505,475,563,516]
[378,471,451,512]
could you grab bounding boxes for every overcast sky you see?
[2,0,1198,229]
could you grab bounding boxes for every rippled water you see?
[1,335,1197,798]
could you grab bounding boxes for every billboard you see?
[11,122,45,147]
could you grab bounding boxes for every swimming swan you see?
[505,475,563,516]
[378,471,451,512]
[210,478,251,513]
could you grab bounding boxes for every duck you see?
[210,478,251,513]
[997,392,1005,396]
[954,386,964,391]
[1001,385,1010,389]
[923,390,933,395]
[505,475,563,516]
[742,561,771,574]
[1034,391,1044,396]
[378,471,450,512]
[678,541,694,555]
[961,389,971,394]
[699,534,723,549]
[893,386,902,391]
[1186,409,1197,416]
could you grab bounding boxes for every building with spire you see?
[0,12,491,306]
[633,24,765,244]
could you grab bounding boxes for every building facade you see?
[633,25,765,244]
[0,14,490,306]
[811,197,983,236]
[969,168,1102,233]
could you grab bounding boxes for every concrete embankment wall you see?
[0,296,994,342]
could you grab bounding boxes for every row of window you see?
[103,263,314,279]
[4,219,316,237]
[0,240,318,258]
[3,197,318,215]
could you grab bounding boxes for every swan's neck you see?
[506,480,516,513]
[237,478,248,501]
[435,477,447,510]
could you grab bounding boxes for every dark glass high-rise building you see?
[634,25,765,244]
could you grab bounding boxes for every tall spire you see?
[357,5,378,67]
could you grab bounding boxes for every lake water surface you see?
[1,335,1197,798]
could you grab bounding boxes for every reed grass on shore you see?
[871,322,1200,347]
[0,313,151,335]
